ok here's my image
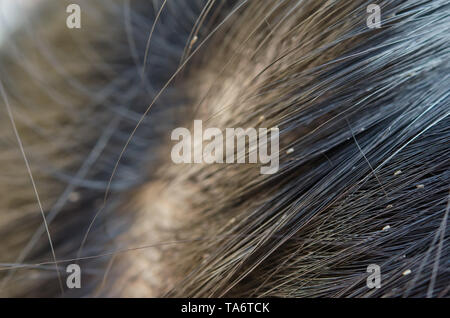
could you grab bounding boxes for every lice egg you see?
[402,269,412,276]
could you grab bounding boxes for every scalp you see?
[0,0,448,297]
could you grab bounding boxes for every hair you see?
[0,0,448,297]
